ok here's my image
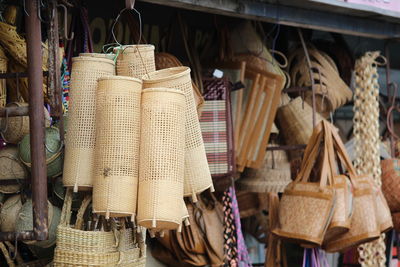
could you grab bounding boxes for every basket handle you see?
[75,194,91,230]
[59,188,73,226]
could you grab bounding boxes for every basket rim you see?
[142,87,185,96]
[72,56,115,66]
[114,44,155,53]
[142,66,190,84]
[98,75,142,84]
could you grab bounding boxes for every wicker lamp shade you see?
[142,67,214,201]
[93,76,142,219]
[115,45,156,79]
[63,56,115,191]
[0,194,22,232]
[137,88,186,231]
[19,127,63,178]
[0,146,27,194]
[0,102,51,144]
[0,46,7,107]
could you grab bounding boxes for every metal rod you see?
[25,0,48,242]
[266,144,306,151]
[297,28,317,128]
[0,106,29,117]
[0,231,35,242]
[0,71,49,79]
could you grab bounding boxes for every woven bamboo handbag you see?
[93,76,142,220]
[199,77,235,191]
[115,45,156,79]
[137,88,186,231]
[381,159,400,212]
[142,67,214,202]
[272,121,335,247]
[63,56,115,191]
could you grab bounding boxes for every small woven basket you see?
[137,88,186,231]
[142,67,214,201]
[0,146,27,194]
[1,102,51,144]
[63,56,115,191]
[0,46,7,107]
[381,158,400,212]
[15,199,61,248]
[115,45,156,79]
[19,127,63,178]
[0,194,22,232]
[93,76,142,219]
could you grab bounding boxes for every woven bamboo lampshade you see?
[63,56,115,192]
[137,88,186,231]
[115,45,155,79]
[142,67,214,201]
[93,76,142,219]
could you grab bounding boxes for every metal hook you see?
[58,4,74,40]
[37,0,49,23]
[110,7,142,46]
[22,0,29,16]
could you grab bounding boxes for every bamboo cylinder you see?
[115,45,156,79]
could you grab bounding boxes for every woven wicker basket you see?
[381,159,400,212]
[79,53,115,61]
[1,102,51,144]
[142,67,214,201]
[93,76,142,219]
[19,127,63,178]
[15,199,61,248]
[0,146,27,194]
[0,46,7,107]
[0,194,22,232]
[137,88,186,231]
[63,56,115,192]
[115,45,156,79]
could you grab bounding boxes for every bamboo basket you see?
[93,76,142,219]
[63,56,115,192]
[142,67,214,201]
[19,127,63,178]
[1,102,51,144]
[0,194,22,232]
[0,46,7,107]
[15,199,61,248]
[137,88,186,231]
[115,45,156,79]
[0,146,27,194]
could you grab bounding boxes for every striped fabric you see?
[200,100,229,175]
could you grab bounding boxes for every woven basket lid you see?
[237,149,292,193]
[19,127,63,177]
[15,199,61,248]
[0,146,27,193]
[0,194,22,232]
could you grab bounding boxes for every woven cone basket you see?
[137,88,186,231]
[1,102,51,144]
[93,76,142,219]
[0,146,27,194]
[142,67,214,201]
[238,148,291,193]
[115,45,156,79]
[63,56,115,191]
[0,194,22,232]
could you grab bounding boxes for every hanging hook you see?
[125,0,135,9]
[37,0,50,23]
[58,4,74,40]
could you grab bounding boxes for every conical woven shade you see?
[142,67,214,201]
[115,45,155,79]
[137,88,186,231]
[63,56,115,191]
[238,149,291,193]
[93,76,142,219]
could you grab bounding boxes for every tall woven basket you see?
[0,46,7,107]
[137,88,186,231]
[93,76,142,219]
[63,56,115,191]
[142,67,214,201]
[115,45,156,79]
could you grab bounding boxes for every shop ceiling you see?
[138,0,400,39]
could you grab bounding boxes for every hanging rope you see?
[353,51,387,267]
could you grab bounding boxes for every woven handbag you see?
[115,45,156,79]
[199,77,235,191]
[272,121,335,247]
[381,159,400,212]
[142,67,214,202]
[93,76,142,220]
